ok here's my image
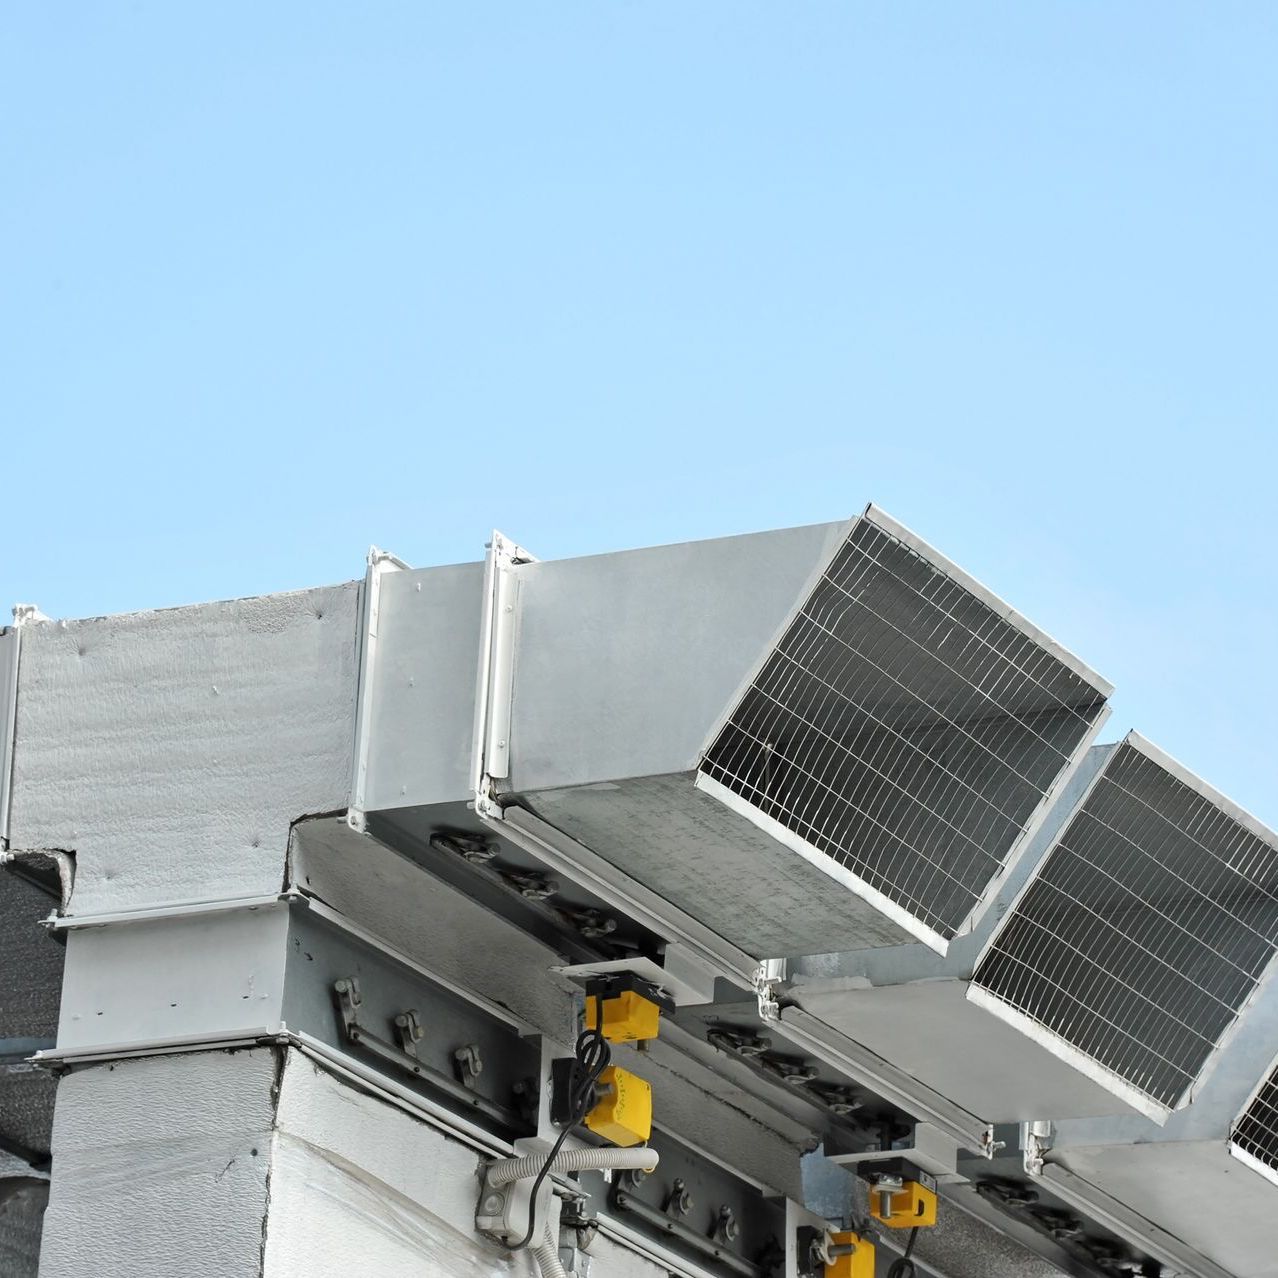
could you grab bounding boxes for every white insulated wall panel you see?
[37,1049,278,1278]
[266,1051,671,1278]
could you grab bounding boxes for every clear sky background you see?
[3,6,1275,823]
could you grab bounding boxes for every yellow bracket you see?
[870,1179,937,1229]
[824,1230,875,1277]
[585,988,662,1043]
[584,1065,652,1147]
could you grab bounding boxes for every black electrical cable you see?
[886,1225,920,1278]
[509,996,612,1252]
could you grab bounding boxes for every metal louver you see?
[698,508,1111,947]
[1232,1059,1278,1181]
[972,733,1278,1115]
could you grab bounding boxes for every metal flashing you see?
[348,547,409,830]
[472,531,536,817]
[0,628,21,846]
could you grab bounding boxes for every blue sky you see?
[3,5,1275,822]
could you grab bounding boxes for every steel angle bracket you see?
[472,531,537,820]
[348,547,410,832]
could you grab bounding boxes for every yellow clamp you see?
[824,1229,875,1278]
[870,1179,937,1229]
[585,987,662,1044]
[584,1065,652,1147]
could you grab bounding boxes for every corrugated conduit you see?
[531,1228,568,1278]
[486,1145,658,1187]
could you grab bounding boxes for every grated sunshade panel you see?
[1233,1063,1278,1176]
[700,517,1107,938]
[975,742,1278,1109]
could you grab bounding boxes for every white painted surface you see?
[9,584,359,914]
[38,1049,278,1278]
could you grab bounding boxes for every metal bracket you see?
[1021,1120,1053,1177]
[472,530,537,820]
[0,611,42,849]
[710,1205,740,1248]
[752,959,784,1023]
[454,1043,483,1091]
[348,547,408,832]
[332,977,517,1129]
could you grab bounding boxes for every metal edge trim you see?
[967,735,1120,972]
[863,504,1114,697]
[35,1026,280,1065]
[1123,729,1278,853]
[348,548,407,823]
[0,629,19,845]
[50,892,291,931]
[1226,1141,1278,1189]
[289,1029,509,1160]
[591,1211,751,1278]
[955,703,1114,940]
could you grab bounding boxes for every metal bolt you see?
[663,1178,693,1218]
[711,1205,739,1245]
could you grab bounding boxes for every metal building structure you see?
[1,507,1275,1278]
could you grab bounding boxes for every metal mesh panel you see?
[699,516,1108,939]
[975,742,1278,1109]
[1232,1062,1278,1175]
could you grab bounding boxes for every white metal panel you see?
[50,903,289,1057]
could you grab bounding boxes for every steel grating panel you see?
[1232,1060,1278,1178]
[974,738,1278,1112]
[699,511,1109,941]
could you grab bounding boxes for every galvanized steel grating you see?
[974,740,1278,1110]
[1232,1062,1278,1175]
[699,514,1108,939]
